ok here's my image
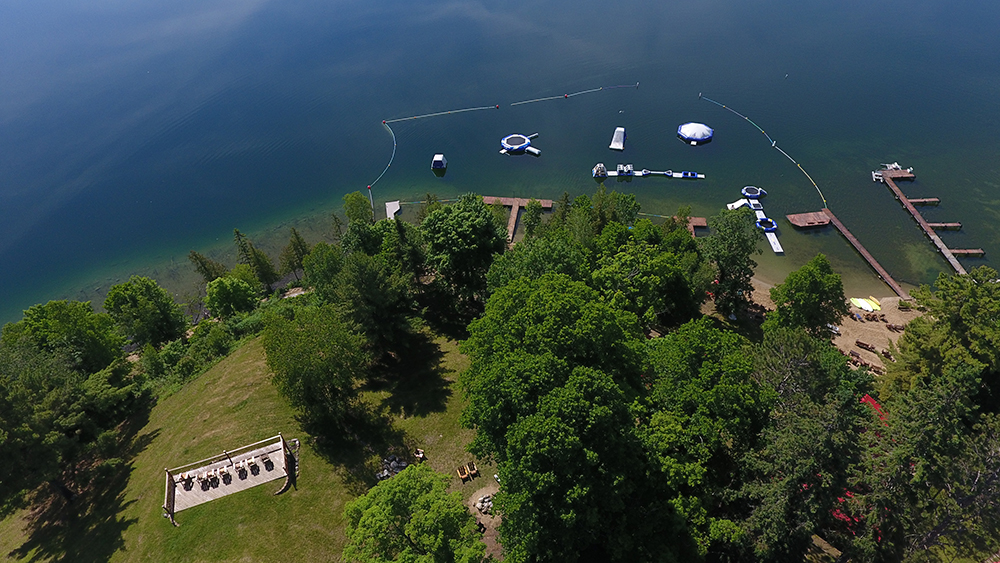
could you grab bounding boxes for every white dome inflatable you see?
[677,122,714,145]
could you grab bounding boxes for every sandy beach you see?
[750,277,921,371]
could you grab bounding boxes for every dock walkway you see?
[880,169,967,275]
[482,196,553,243]
[822,208,910,299]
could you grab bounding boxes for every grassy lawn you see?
[0,331,490,562]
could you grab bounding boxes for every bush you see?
[188,322,233,362]
[159,339,187,367]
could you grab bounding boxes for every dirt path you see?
[468,483,502,560]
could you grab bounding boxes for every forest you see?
[1,188,999,562]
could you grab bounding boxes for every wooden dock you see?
[908,198,940,206]
[950,248,985,256]
[822,208,910,299]
[928,222,962,230]
[786,211,831,228]
[482,196,553,243]
[880,168,967,275]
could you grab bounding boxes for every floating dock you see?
[596,163,705,179]
[609,127,626,151]
[786,211,831,228]
[875,165,978,274]
[727,198,782,254]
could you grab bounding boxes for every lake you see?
[2,0,999,323]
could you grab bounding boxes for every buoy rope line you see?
[700,94,828,207]
[365,83,639,202]
[510,82,639,106]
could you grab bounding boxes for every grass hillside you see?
[0,333,493,562]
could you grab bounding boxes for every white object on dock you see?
[609,127,626,151]
[385,200,401,219]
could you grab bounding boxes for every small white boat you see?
[609,127,626,151]
[431,154,447,170]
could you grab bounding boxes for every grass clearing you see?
[0,331,491,562]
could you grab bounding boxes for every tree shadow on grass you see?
[305,406,416,496]
[365,331,453,419]
[7,403,159,563]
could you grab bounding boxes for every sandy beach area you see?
[750,277,921,371]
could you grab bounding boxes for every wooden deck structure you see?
[482,196,554,243]
[816,208,910,299]
[164,435,298,524]
[908,198,940,206]
[879,168,969,274]
[928,222,962,230]
[786,211,831,228]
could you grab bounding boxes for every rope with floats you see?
[367,104,500,207]
[366,83,639,209]
[511,82,639,106]
[699,93,828,207]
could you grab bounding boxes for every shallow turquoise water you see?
[1,0,998,322]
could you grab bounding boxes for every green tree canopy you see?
[332,252,414,362]
[103,275,186,346]
[262,304,369,424]
[343,463,487,563]
[592,239,699,329]
[302,242,345,302]
[700,206,763,318]
[421,194,506,305]
[0,337,136,515]
[763,254,848,337]
[3,300,124,374]
[205,276,258,319]
[485,231,589,294]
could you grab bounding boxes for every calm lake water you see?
[2,0,999,323]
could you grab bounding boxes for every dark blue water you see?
[2,0,999,323]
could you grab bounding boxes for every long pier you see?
[820,208,910,299]
[878,168,967,275]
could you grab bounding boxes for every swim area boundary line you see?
[699,94,828,207]
[366,82,640,199]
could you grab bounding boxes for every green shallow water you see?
[1,0,998,322]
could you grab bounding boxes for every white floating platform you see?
[609,127,626,151]
[766,232,784,254]
[385,200,401,219]
[603,167,704,179]
[727,198,783,254]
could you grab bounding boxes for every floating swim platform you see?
[596,163,704,179]
[727,196,783,254]
[609,127,626,151]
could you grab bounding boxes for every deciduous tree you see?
[763,254,848,337]
[205,276,257,318]
[262,304,368,424]
[103,276,186,346]
[3,300,124,374]
[700,206,763,318]
[421,194,506,305]
[343,463,487,563]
